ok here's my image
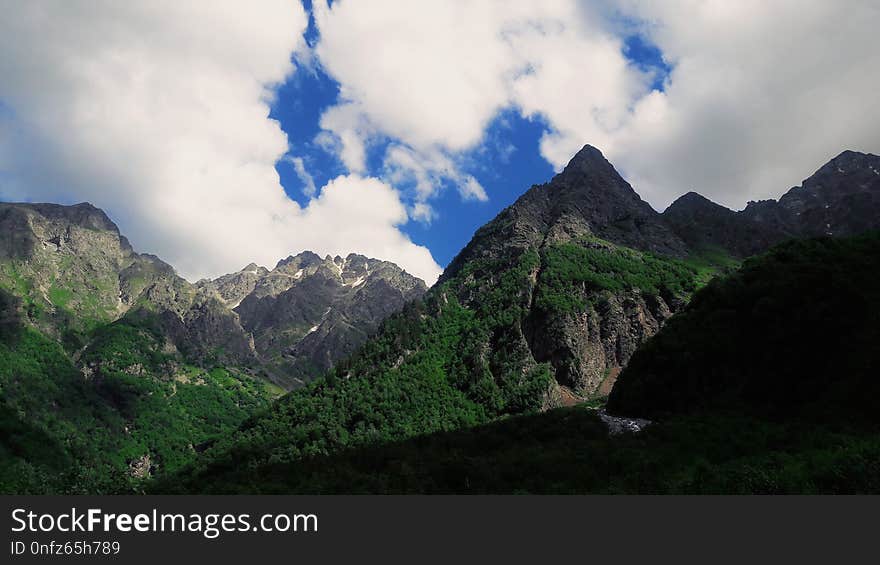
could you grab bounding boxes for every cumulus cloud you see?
[311,0,645,215]
[608,0,880,208]
[290,175,439,280]
[311,0,880,212]
[0,0,442,283]
[314,0,539,218]
[313,1,513,152]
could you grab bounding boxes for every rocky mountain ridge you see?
[198,252,426,387]
[0,201,425,388]
[0,201,256,365]
[442,145,688,284]
[662,149,880,257]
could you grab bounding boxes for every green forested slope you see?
[169,238,714,484]
[608,233,880,423]
[165,234,880,494]
[0,304,276,493]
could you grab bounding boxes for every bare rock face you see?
[525,291,675,395]
[196,263,269,308]
[128,453,153,479]
[200,252,427,387]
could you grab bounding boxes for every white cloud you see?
[0,0,442,283]
[311,0,647,211]
[313,0,514,152]
[383,145,487,221]
[285,156,316,196]
[4,1,877,286]
[607,0,880,209]
[317,101,373,173]
[291,174,440,281]
[311,0,880,213]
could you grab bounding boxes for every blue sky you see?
[3,1,876,283]
[270,6,670,269]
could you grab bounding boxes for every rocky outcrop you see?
[196,263,269,309]
[525,290,676,395]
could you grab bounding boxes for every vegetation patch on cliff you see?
[534,239,702,315]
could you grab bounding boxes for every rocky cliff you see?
[199,252,426,387]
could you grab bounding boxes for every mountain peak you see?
[275,250,322,270]
[557,144,615,178]
[1,201,120,233]
[830,149,875,161]
[441,144,688,283]
[813,149,880,177]
[665,191,720,211]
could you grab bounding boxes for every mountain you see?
[198,253,426,388]
[443,145,688,283]
[0,202,275,491]
[169,145,880,494]
[662,150,880,257]
[6,144,879,494]
[607,232,880,424]
[775,150,880,237]
[0,202,256,364]
[169,146,724,484]
[0,201,423,492]
[168,231,880,494]
[440,145,701,397]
